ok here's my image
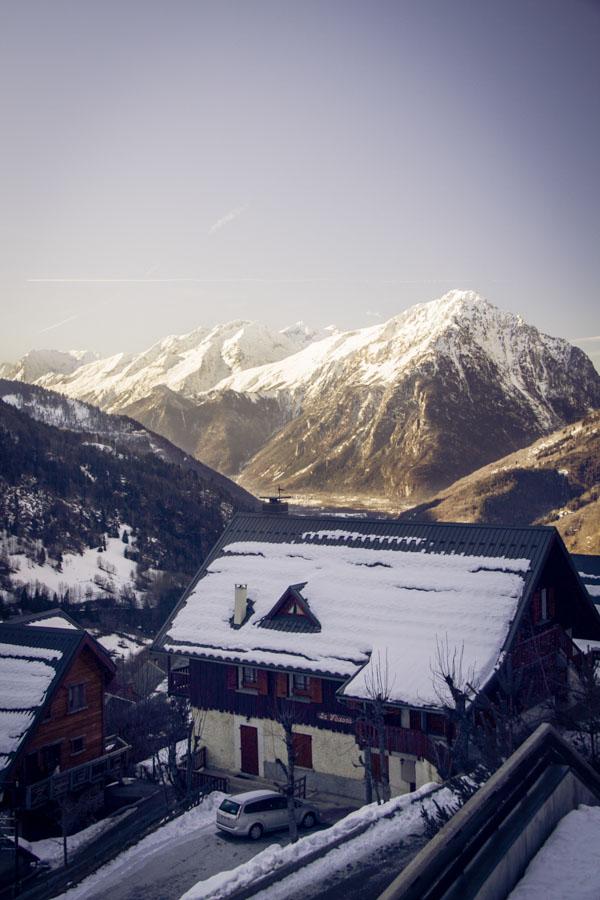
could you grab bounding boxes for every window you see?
[70,736,85,756]
[68,683,87,713]
[290,674,311,697]
[426,713,446,736]
[292,732,313,769]
[240,667,258,689]
[41,742,61,774]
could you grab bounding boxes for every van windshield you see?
[219,799,241,816]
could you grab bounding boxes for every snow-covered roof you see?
[572,553,600,601]
[155,515,559,708]
[0,623,114,783]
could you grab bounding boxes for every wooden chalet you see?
[153,514,600,801]
[0,616,129,834]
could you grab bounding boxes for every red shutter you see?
[549,587,557,618]
[532,592,541,623]
[409,709,422,731]
[226,666,237,690]
[257,669,268,695]
[308,677,322,704]
[292,732,313,769]
[276,673,288,698]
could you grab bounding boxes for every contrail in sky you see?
[38,313,81,334]
[208,206,245,234]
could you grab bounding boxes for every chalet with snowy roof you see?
[153,514,600,801]
[0,617,129,833]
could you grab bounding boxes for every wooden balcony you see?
[357,722,446,770]
[169,666,190,698]
[24,736,130,810]
[511,625,583,669]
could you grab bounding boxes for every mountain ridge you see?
[3,290,599,506]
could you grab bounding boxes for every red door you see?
[240,725,259,775]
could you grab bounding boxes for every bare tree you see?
[431,635,479,776]
[272,698,300,843]
[354,650,395,804]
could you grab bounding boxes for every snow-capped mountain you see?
[0,348,98,382]
[4,291,600,505]
[229,290,600,501]
[29,320,316,413]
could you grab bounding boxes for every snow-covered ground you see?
[508,804,600,900]
[56,793,226,900]
[182,783,454,900]
[22,812,131,868]
[135,739,189,778]
[1,525,143,605]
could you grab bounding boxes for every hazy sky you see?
[1,0,599,366]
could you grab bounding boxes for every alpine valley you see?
[2,290,599,539]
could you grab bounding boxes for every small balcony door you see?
[240,725,259,775]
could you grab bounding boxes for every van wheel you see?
[302,812,316,829]
[249,823,263,840]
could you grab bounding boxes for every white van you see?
[216,789,319,840]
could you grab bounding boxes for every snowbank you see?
[181,783,453,900]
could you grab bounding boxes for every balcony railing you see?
[356,723,446,770]
[169,667,190,697]
[511,625,583,670]
[24,736,130,810]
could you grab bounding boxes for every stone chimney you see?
[234,584,248,626]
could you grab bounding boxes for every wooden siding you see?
[22,645,107,783]
[189,658,355,733]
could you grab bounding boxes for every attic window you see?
[284,599,306,616]
[259,584,322,633]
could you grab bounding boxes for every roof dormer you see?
[260,583,321,633]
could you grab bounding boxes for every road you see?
[92,825,288,900]
[58,803,356,900]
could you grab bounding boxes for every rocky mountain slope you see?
[4,291,599,506]
[401,411,600,553]
[0,383,257,623]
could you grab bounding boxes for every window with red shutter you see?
[292,732,313,769]
[290,673,311,697]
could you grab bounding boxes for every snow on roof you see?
[163,536,530,707]
[26,615,79,630]
[0,625,82,779]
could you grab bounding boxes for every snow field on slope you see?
[4,525,143,605]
